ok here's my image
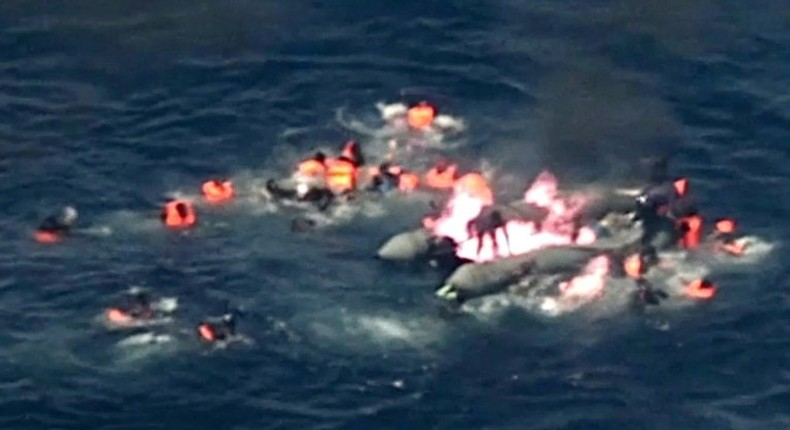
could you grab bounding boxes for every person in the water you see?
[621,246,669,306]
[34,206,78,243]
[201,179,235,204]
[340,140,365,168]
[709,218,747,256]
[296,151,328,180]
[424,158,458,190]
[197,313,236,343]
[161,199,197,228]
[106,289,156,324]
[297,182,335,211]
[366,162,401,193]
[365,162,420,194]
[266,179,335,211]
[634,185,688,250]
[406,101,438,130]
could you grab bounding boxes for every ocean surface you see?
[1,1,789,429]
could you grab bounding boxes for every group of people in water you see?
[105,288,238,343]
[32,100,749,341]
[610,159,746,303]
[32,101,456,344]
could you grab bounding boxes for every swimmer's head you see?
[175,203,189,218]
[60,206,78,226]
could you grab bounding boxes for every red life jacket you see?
[162,200,197,228]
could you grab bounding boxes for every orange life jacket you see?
[424,164,457,189]
[714,218,736,234]
[297,159,326,177]
[202,180,234,203]
[398,172,420,192]
[454,173,493,205]
[198,323,215,342]
[673,178,689,196]
[684,279,716,300]
[33,230,61,244]
[623,253,644,279]
[162,200,197,228]
[677,214,702,249]
[407,103,436,129]
[325,158,357,193]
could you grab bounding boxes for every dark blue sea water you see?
[1,1,789,429]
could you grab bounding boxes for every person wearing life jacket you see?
[34,206,78,243]
[675,209,703,249]
[201,179,235,203]
[265,179,298,201]
[324,155,358,195]
[683,278,717,300]
[197,313,236,343]
[295,182,335,211]
[264,178,335,211]
[454,173,494,205]
[709,218,747,256]
[388,165,420,193]
[366,162,400,194]
[296,152,328,179]
[106,289,155,325]
[407,101,437,130]
[340,140,365,168]
[634,186,684,250]
[424,159,458,190]
[466,207,510,258]
[621,246,668,306]
[400,172,420,192]
[366,162,420,194]
[637,177,691,218]
[160,200,197,228]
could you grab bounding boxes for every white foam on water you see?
[203,334,255,351]
[336,102,468,153]
[304,309,448,356]
[156,297,178,313]
[116,332,173,348]
[108,333,182,368]
[378,102,408,121]
[97,209,164,234]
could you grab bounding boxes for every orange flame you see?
[425,170,595,263]
[559,255,610,299]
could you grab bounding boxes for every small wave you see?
[706,236,775,268]
[115,333,173,348]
